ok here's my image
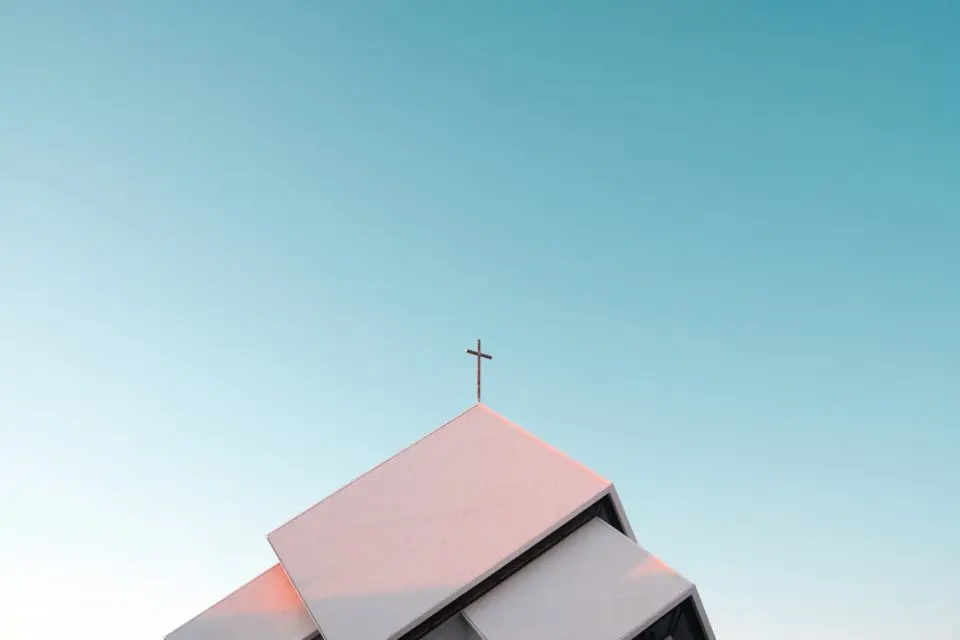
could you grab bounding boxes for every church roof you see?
[463,518,696,640]
[266,404,625,640]
[165,403,720,640]
[165,564,315,640]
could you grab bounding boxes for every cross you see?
[465,338,493,404]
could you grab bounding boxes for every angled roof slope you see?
[268,404,616,640]
[165,564,316,640]
[464,518,696,640]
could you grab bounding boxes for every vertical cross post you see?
[465,339,493,404]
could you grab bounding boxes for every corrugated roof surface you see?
[268,404,611,640]
[165,564,316,640]
[464,518,694,640]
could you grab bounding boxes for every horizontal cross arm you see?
[466,349,493,360]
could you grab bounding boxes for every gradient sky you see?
[1,2,958,639]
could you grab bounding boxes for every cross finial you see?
[465,339,493,404]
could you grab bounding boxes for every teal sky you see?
[1,2,958,638]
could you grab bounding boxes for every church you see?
[167,345,717,640]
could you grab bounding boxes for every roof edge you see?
[690,587,718,640]
[164,562,312,640]
[606,483,637,543]
[267,403,483,538]
[476,403,612,485]
[271,538,326,640]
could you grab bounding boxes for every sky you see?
[1,1,958,638]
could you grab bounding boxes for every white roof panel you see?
[464,518,694,640]
[165,564,316,640]
[267,404,611,640]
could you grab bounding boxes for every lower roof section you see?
[165,564,316,640]
[464,518,700,640]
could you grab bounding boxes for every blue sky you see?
[1,1,957,638]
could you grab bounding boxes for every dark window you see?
[629,596,709,640]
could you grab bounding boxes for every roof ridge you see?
[475,404,610,483]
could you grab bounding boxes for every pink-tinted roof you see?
[165,564,316,640]
[464,518,694,640]
[267,404,612,640]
